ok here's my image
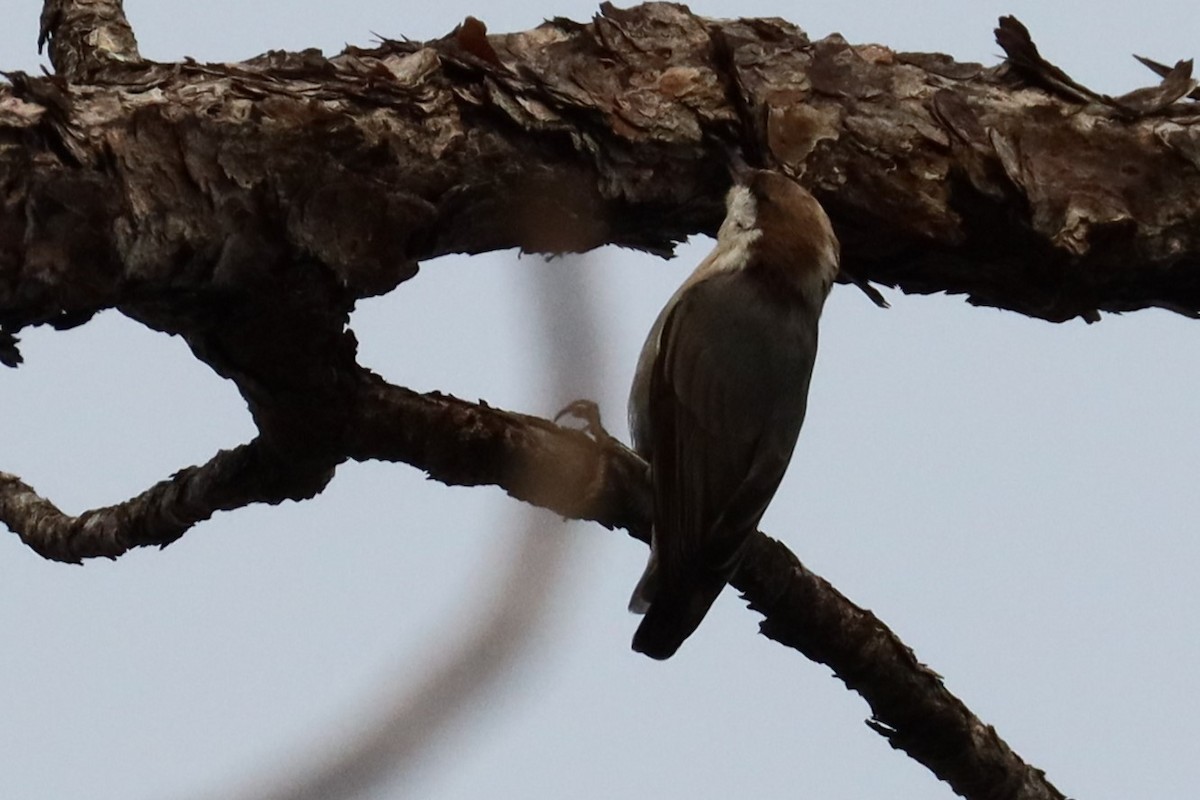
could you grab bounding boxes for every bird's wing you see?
[649,271,817,586]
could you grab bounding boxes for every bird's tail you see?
[631,574,727,660]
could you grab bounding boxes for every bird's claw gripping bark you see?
[554,399,640,462]
[554,398,613,442]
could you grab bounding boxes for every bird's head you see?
[717,170,840,304]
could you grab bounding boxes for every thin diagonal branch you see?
[739,537,1064,800]
[0,372,1066,798]
[348,385,1067,799]
[0,441,334,563]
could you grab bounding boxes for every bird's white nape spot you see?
[693,185,759,277]
[719,185,757,239]
[676,184,763,287]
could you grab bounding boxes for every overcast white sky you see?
[3,1,1200,798]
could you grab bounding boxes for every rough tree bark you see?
[4,2,1198,799]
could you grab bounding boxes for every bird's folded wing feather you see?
[650,272,818,586]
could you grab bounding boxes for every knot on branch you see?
[39,0,142,80]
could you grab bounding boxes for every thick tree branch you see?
[4,2,1200,351]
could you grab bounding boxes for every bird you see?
[627,169,840,659]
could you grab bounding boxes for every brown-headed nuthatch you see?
[628,170,839,659]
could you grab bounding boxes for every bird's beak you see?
[726,152,755,185]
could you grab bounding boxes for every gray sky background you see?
[3,1,1199,798]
